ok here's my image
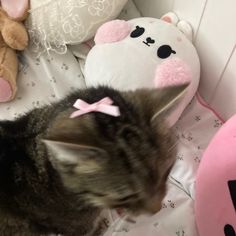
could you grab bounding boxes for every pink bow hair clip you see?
[70,97,121,118]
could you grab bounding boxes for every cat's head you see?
[43,85,187,215]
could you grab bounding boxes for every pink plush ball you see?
[195,114,236,236]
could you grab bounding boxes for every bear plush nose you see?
[143,37,155,46]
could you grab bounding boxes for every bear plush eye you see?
[157,45,176,59]
[130,26,145,38]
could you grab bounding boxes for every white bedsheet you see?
[0,47,87,121]
[0,1,221,235]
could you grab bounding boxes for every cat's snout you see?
[144,193,164,215]
[145,200,162,214]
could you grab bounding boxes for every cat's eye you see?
[130,26,145,38]
[79,191,107,197]
[157,45,176,59]
[91,192,107,197]
[117,194,138,202]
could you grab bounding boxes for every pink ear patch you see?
[161,16,172,23]
[0,77,13,102]
[154,58,192,88]
[94,20,131,45]
[1,0,29,19]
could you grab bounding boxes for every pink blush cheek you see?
[94,20,132,44]
[154,58,192,88]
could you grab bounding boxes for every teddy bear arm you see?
[2,20,28,50]
[0,47,18,102]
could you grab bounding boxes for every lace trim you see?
[25,0,127,56]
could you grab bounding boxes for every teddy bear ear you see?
[1,0,29,20]
[161,12,179,25]
[94,20,132,45]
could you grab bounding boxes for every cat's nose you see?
[145,194,164,214]
[145,200,162,214]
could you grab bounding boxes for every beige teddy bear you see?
[0,0,29,102]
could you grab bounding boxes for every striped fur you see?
[0,86,185,235]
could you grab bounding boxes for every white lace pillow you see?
[25,0,128,55]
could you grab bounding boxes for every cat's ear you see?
[43,139,108,174]
[150,83,189,120]
[125,83,189,121]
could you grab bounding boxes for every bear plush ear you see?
[161,12,179,25]
[177,20,193,42]
[94,20,132,45]
[161,12,193,41]
[1,0,29,20]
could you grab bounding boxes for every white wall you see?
[133,0,236,120]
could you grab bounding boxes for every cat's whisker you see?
[120,213,135,223]
[125,216,136,224]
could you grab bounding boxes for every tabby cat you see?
[0,85,187,236]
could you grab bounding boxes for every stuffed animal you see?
[195,115,236,236]
[0,0,29,103]
[84,12,200,126]
[25,0,128,55]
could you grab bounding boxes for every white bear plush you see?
[85,13,200,126]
